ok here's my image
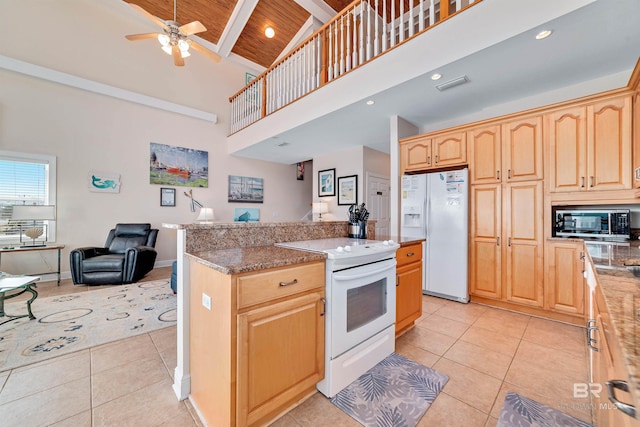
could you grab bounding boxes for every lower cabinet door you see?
[396,262,423,334]
[237,291,325,427]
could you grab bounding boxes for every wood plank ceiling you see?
[126,0,349,69]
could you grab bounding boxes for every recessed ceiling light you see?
[366,100,375,105]
[431,73,442,81]
[265,26,275,39]
[535,30,552,40]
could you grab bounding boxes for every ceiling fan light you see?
[180,50,191,58]
[178,39,190,52]
[158,34,170,46]
[161,45,173,55]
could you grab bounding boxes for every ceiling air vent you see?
[435,75,469,92]
[277,142,290,147]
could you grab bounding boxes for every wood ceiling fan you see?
[124,1,221,66]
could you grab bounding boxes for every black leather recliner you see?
[70,223,158,285]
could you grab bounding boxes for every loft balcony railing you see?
[229,0,481,134]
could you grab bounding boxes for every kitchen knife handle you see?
[279,279,298,287]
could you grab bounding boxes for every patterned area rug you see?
[0,279,176,372]
[497,392,594,427]
[330,352,449,427]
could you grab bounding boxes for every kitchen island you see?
[163,221,375,422]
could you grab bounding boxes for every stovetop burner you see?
[276,238,399,261]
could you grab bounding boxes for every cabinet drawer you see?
[396,243,422,267]
[237,261,325,309]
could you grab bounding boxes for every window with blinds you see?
[0,151,56,242]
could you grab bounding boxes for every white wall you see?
[0,0,312,277]
[312,146,390,222]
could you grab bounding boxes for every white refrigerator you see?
[400,168,469,303]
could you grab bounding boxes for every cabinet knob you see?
[496,170,500,180]
[435,155,439,163]
[406,252,415,257]
[590,176,594,187]
[320,297,326,316]
[507,169,511,179]
[581,177,585,188]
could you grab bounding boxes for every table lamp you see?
[196,207,215,224]
[312,202,329,221]
[11,205,56,247]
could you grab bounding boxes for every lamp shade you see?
[196,207,215,223]
[312,202,328,214]
[11,205,56,220]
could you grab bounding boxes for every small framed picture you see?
[318,168,335,197]
[160,187,176,206]
[338,175,358,205]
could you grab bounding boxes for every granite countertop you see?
[186,245,326,275]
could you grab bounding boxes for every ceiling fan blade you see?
[172,45,185,67]
[125,32,160,41]
[190,40,221,63]
[128,3,168,30]
[179,21,207,36]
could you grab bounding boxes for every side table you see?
[0,275,40,325]
[0,244,64,285]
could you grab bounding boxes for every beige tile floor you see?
[0,269,591,427]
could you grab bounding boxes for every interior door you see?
[366,173,391,237]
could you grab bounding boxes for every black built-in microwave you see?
[554,209,631,240]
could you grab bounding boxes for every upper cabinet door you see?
[401,137,432,172]
[587,95,632,191]
[547,106,587,192]
[468,125,501,184]
[502,116,544,182]
[432,131,467,167]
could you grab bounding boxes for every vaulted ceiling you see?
[126,0,354,69]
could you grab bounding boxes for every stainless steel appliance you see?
[554,209,631,240]
[400,169,469,302]
[276,237,400,398]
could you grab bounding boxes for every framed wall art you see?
[160,188,176,206]
[228,175,264,203]
[318,168,335,197]
[88,171,121,193]
[337,175,358,205]
[149,142,208,188]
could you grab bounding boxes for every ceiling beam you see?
[217,0,260,58]
[293,0,335,24]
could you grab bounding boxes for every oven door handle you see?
[333,262,396,281]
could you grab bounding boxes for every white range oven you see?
[276,238,400,397]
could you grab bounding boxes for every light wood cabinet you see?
[401,130,466,172]
[545,240,585,316]
[469,184,502,299]
[591,284,639,427]
[502,116,544,182]
[633,91,640,189]
[503,181,544,307]
[395,242,423,336]
[469,181,543,308]
[189,259,325,427]
[547,95,632,192]
[468,117,543,185]
[402,136,432,171]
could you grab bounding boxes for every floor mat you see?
[330,352,449,427]
[497,391,594,427]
